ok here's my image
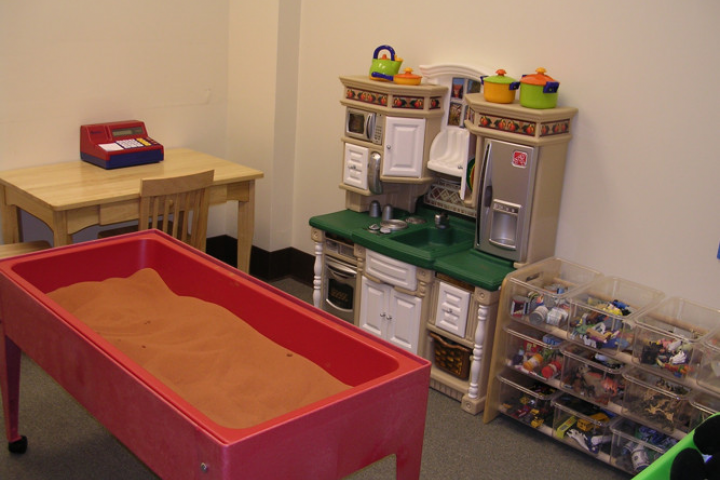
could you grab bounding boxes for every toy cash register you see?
[80,120,163,169]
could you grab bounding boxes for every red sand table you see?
[0,231,430,479]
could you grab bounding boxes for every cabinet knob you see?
[386,315,393,321]
[380,312,386,318]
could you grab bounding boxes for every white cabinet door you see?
[359,275,385,337]
[435,281,471,338]
[387,289,422,353]
[382,117,425,178]
[359,275,422,354]
[343,143,368,189]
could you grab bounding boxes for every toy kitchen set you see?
[310,44,577,411]
[310,46,720,475]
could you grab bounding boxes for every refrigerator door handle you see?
[480,142,493,209]
[483,184,493,209]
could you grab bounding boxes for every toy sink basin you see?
[390,226,473,249]
[353,223,474,268]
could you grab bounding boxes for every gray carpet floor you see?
[0,277,631,479]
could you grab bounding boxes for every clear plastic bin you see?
[622,367,693,433]
[566,277,664,355]
[631,414,720,480]
[696,329,720,395]
[609,417,678,474]
[497,369,559,429]
[688,391,720,431]
[504,322,564,380]
[504,257,602,330]
[551,394,615,456]
[560,343,626,406]
[632,297,720,380]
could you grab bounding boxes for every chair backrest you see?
[139,170,214,250]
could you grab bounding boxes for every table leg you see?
[52,211,72,246]
[0,185,22,244]
[0,332,23,446]
[395,429,424,480]
[235,180,255,273]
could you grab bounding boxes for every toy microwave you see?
[80,120,163,169]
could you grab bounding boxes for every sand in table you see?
[47,268,351,429]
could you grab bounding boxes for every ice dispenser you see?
[476,139,537,263]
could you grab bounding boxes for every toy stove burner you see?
[368,219,408,235]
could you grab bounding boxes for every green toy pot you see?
[519,68,560,109]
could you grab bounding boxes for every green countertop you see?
[310,208,515,291]
[309,209,375,239]
[433,250,514,291]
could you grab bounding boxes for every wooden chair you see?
[0,241,51,259]
[99,170,214,250]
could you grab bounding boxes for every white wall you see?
[2,1,718,308]
[291,0,720,307]
[226,0,301,252]
[0,0,230,239]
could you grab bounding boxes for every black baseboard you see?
[206,235,314,285]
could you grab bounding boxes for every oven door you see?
[323,256,356,324]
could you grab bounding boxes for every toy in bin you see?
[553,394,614,455]
[610,418,678,474]
[505,257,602,329]
[560,343,625,406]
[633,296,720,381]
[497,371,558,429]
[80,120,163,169]
[622,367,692,434]
[553,395,614,455]
[633,414,720,480]
[504,323,564,379]
[566,276,665,355]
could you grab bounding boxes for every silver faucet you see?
[435,212,449,229]
[382,204,394,222]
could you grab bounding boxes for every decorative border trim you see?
[345,88,388,106]
[392,96,426,109]
[344,88,443,110]
[476,113,571,137]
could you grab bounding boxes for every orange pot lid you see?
[484,69,517,85]
[394,68,422,84]
[521,67,558,86]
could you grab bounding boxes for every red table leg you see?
[396,436,424,480]
[0,332,26,453]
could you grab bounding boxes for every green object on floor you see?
[632,413,720,480]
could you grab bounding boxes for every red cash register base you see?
[80,120,164,169]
